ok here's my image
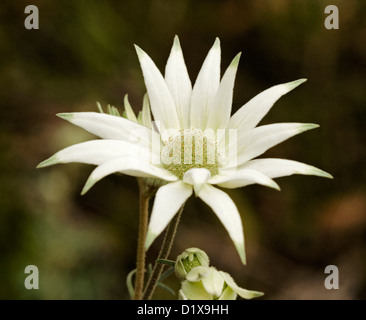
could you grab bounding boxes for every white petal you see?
[228,79,307,132]
[240,158,333,179]
[218,286,237,300]
[81,157,177,195]
[178,289,189,300]
[145,181,193,250]
[233,123,319,167]
[186,266,211,282]
[56,112,159,150]
[180,280,213,300]
[135,45,180,131]
[209,168,280,190]
[219,271,264,299]
[197,184,246,264]
[37,139,158,168]
[201,268,225,298]
[183,168,211,194]
[165,36,192,129]
[190,38,221,130]
[206,53,241,130]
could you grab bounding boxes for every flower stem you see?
[142,205,184,300]
[133,179,152,300]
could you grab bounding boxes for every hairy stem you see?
[142,205,184,300]
[133,179,152,300]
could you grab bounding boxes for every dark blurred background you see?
[1,0,365,299]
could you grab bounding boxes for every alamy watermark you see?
[24,265,39,290]
[324,265,339,290]
[24,4,339,31]
[125,122,239,170]
[24,5,39,30]
[324,5,339,30]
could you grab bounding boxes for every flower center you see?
[161,129,220,179]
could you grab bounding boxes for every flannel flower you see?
[175,248,262,300]
[179,266,263,300]
[38,36,332,264]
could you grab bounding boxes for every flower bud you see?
[178,266,264,300]
[175,247,210,281]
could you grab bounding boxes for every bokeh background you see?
[1,0,365,300]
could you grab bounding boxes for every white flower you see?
[178,266,263,300]
[37,36,332,265]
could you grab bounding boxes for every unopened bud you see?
[175,247,210,281]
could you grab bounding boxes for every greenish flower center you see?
[161,129,220,179]
[183,257,202,273]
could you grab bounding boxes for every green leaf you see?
[156,259,175,267]
[157,282,176,296]
[126,269,136,299]
[159,267,175,282]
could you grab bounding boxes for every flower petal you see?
[186,266,211,282]
[145,181,193,250]
[218,286,237,300]
[56,112,158,149]
[206,53,241,130]
[81,157,177,195]
[197,184,246,264]
[228,79,307,132]
[240,158,333,179]
[135,45,180,131]
[180,280,213,300]
[201,268,225,298]
[209,168,280,190]
[165,36,192,129]
[183,168,211,194]
[219,271,264,299]
[233,123,319,167]
[178,289,189,300]
[190,38,221,130]
[37,139,158,168]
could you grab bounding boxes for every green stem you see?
[142,205,184,300]
[133,179,151,300]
